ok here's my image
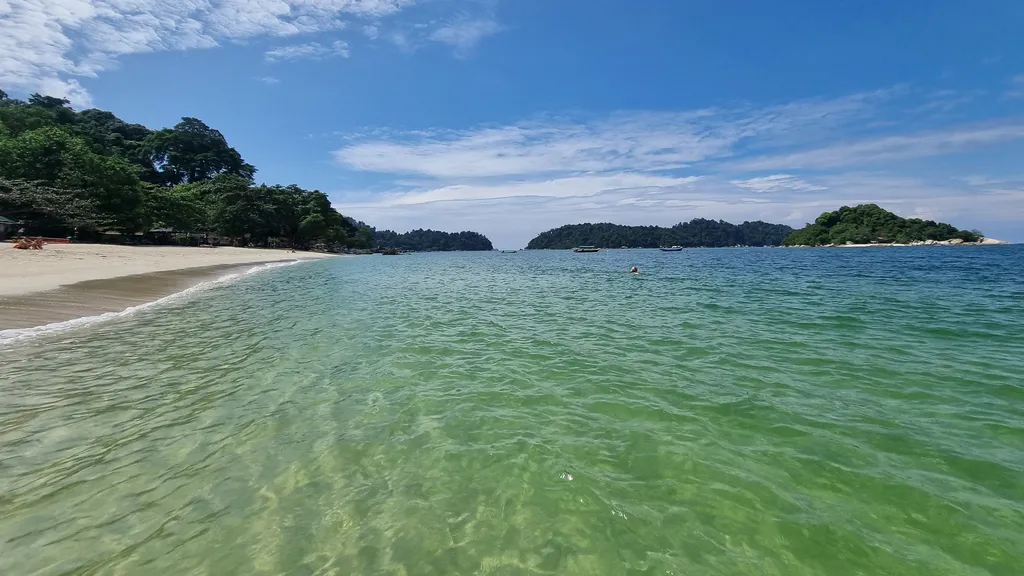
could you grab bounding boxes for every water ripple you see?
[1,248,1023,575]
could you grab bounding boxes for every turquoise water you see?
[2,247,1023,575]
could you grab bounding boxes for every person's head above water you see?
[630,266,638,274]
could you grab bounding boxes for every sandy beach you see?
[0,244,336,297]
[787,238,1010,248]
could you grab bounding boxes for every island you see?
[782,204,1002,247]
[0,89,491,252]
[371,229,493,252]
[525,219,794,249]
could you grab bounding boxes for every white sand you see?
[0,244,337,297]
[827,238,1009,248]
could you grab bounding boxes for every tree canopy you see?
[783,204,982,246]
[526,219,794,249]
[0,89,490,251]
[372,229,494,251]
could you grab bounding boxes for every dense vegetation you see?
[0,89,491,251]
[783,204,982,246]
[372,229,493,251]
[526,219,794,249]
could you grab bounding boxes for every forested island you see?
[0,89,491,252]
[783,205,983,246]
[526,219,794,249]
[372,229,493,251]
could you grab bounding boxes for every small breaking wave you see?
[0,260,301,347]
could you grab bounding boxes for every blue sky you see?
[3,0,1023,247]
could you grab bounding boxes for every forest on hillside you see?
[782,204,982,246]
[526,219,794,249]
[371,229,493,251]
[0,89,491,251]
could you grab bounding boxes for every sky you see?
[2,0,1023,248]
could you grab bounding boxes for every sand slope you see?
[0,244,336,297]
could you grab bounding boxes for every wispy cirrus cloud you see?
[728,120,1024,171]
[335,170,1024,248]
[265,41,350,62]
[1005,75,1024,100]
[429,18,502,56]
[730,175,826,193]
[0,0,493,106]
[331,86,1024,246]
[334,90,895,178]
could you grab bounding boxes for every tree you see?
[525,220,793,249]
[0,178,102,235]
[144,117,256,185]
[297,214,328,245]
[74,109,155,180]
[783,204,982,246]
[0,86,489,251]
[372,229,494,251]
[28,93,76,124]
[143,184,209,232]
[0,125,147,233]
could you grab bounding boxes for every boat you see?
[660,246,683,252]
[573,246,600,253]
[501,250,518,253]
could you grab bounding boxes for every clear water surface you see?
[2,246,1023,575]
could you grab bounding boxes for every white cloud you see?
[37,77,95,108]
[1006,75,1024,100]
[730,174,826,194]
[333,174,748,247]
[429,18,501,56]
[334,91,893,178]
[335,171,1024,247]
[256,76,281,84]
[340,173,702,207]
[362,24,380,39]
[0,0,459,106]
[330,86,1024,245]
[265,41,350,62]
[730,121,1024,171]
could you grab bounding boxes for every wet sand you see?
[0,264,259,330]
[1,244,335,297]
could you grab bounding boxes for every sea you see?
[1,246,1022,575]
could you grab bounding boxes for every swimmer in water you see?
[630,266,639,274]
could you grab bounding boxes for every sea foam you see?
[0,260,300,347]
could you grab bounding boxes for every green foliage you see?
[0,178,102,234]
[782,204,982,246]
[781,223,829,247]
[144,117,255,185]
[143,183,209,232]
[74,109,155,180]
[525,219,793,249]
[371,229,494,251]
[0,87,467,251]
[0,124,147,233]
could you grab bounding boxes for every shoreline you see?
[1,244,340,334]
[0,260,320,336]
[0,263,258,331]
[787,238,1010,248]
[1,243,336,298]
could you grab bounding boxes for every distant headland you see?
[0,89,491,254]
[783,204,1008,247]
[525,219,794,249]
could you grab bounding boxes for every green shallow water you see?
[2,247,1023,575]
